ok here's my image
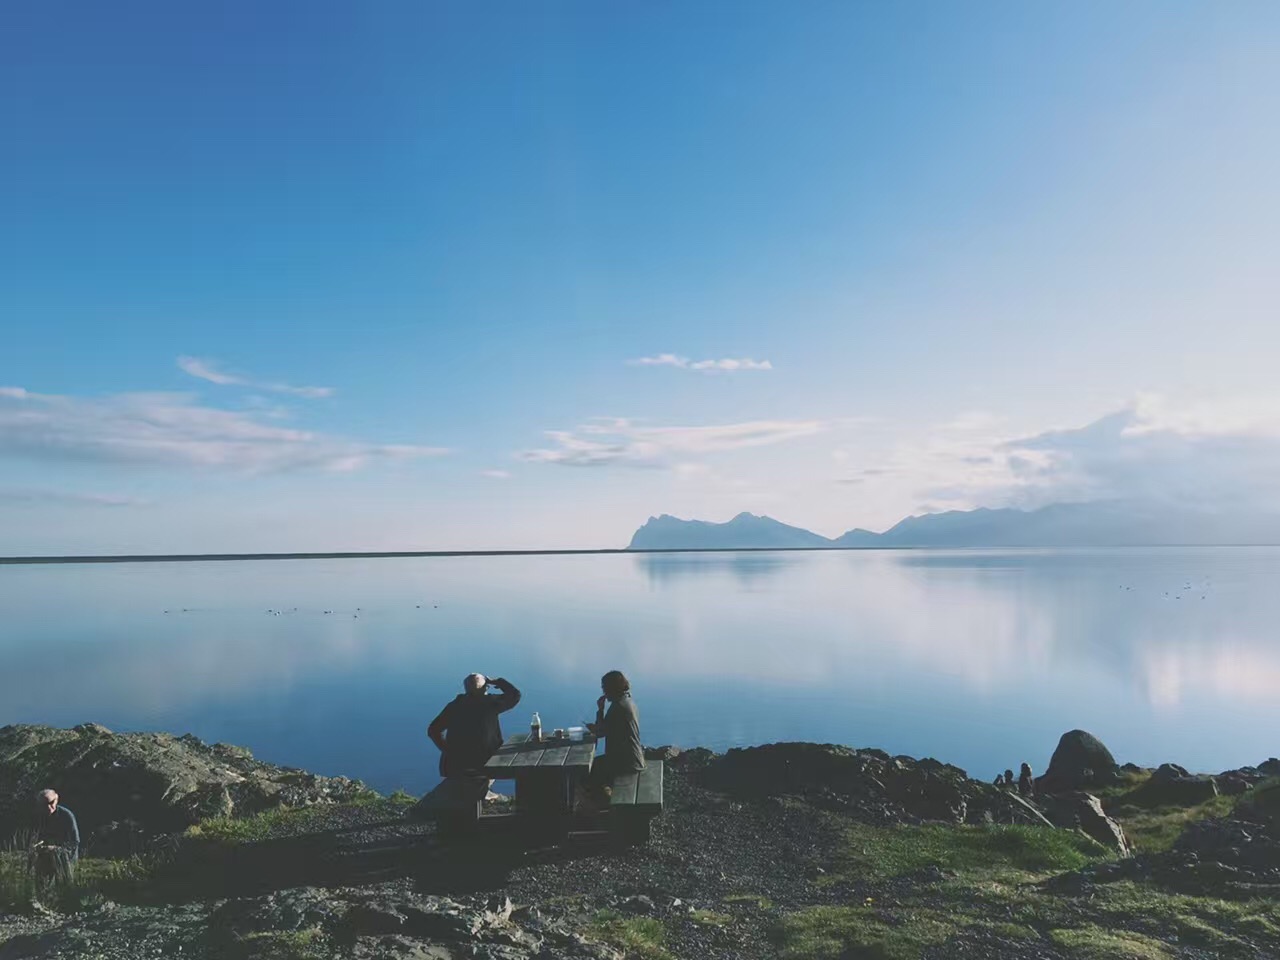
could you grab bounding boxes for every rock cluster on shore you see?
[2,724,1278,960]
[0,723,371,855]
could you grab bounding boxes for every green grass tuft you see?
[1108,794,1238,853]
[232,927,326,960]
[184,805,332,844]
[1049,925,1174,959]
[773,905,960,960]
[690,909,732,926]
[834,822,1108,883]
[588,909,671,959]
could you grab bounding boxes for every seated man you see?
[428,673,522,778]
[581,670,644,809]
[29,789,79,888]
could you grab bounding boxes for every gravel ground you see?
[4,750,1276,959]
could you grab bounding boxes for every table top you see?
[484,731,596,776]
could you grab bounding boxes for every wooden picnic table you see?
[484,731,597,828]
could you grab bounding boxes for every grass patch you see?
[835,822,1108,883]
[1050,925,1173,959]
[386,788,417,808]
[0,850,35,911]
[689,909,731,927]
[1108,794,1238,853]
[773,905,960,960]
[232,928,326,960]
[588,909,671,959]
[0,848,164,913]
[184,805,333,844]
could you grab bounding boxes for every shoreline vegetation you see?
[1,724,1278,959]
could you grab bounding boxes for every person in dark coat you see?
[29,789,79,888]
[427,673,521,778]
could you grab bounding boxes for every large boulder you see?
[0,723,372,848]
[703,742,1051,826]
[1039,792,1131,856]
[1038,730,1120,793]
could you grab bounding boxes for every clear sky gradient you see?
[3,2,1279,552]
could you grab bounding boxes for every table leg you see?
[515,772,570,840]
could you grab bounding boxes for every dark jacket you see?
[37,805,80,857]
[428,679,521,777]
[597,693,645,778]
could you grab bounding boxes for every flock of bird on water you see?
[160,603,440,618]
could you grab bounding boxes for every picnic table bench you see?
[420,731,664,844]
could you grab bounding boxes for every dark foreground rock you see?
[0,723,371,852]
[0,884,618,960]
[703,742,1053,826]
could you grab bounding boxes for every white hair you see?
[463,673,487,693]
[38,789,57,803]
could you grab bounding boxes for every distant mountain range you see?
[626,503,1280,550]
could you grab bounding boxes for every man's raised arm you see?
[488,677,522,712]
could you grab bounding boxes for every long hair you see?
[601,670,630,701]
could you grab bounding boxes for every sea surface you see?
[2,548,1278,795]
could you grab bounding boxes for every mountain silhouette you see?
[627,512,831,550]
[627,502,1280,549]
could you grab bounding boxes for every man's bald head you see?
[37,789,58,813]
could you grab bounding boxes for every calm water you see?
[2,548,1278,795]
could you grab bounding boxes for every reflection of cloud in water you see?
[633,551,796,589]
[1138,642,1280,708]
[4,548,1280,738]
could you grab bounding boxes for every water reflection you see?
[2,549,1278,791]
[634,551,795,588]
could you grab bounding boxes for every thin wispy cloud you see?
[177,356,334,399]
[0,386,447,473]
[628,354,773,373]
[481,469,512,479]
[520,417,825,467]
[0,488,146,507]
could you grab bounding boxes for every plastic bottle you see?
[530,712,542,742]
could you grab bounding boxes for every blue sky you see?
[3,1,1280,552]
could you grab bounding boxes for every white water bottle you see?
[531,712,542,742]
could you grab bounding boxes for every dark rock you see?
[644,745,681,762]
[703,742,1049,826]
[1130,765,1220,807]
[1038,730,1120,792]
[1217,773,1255,796]
[0,723,373,843]
[619,894,656,915]
[1039,792,1131,856]
[1258,758,1280,777]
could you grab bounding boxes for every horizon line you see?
[2,543,1275,566]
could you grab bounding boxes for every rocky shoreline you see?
[2,723,1278,959]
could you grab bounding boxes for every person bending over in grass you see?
[428,673,522,778]
[29,789,79,890]
[581,670,645,808]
